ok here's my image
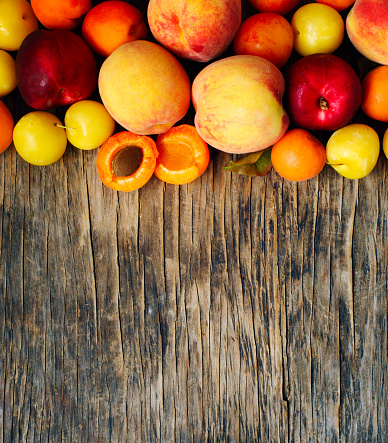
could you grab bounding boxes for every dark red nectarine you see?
[16,29,98,110]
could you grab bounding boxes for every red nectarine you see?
[16,29,98,110]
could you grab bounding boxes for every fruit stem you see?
[326,161,343,166]
[54,123,75,130]
[319,97,329,110]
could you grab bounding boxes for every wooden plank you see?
[1,0,388,441]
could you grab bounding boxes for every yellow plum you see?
[326,124,380,179]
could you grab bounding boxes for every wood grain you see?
[1,0,388,441]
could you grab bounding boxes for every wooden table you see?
[1,1,387,441]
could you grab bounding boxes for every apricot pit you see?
[112,146,144,177]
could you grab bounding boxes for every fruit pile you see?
[1,0,388,190]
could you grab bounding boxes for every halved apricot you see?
[154,124,210,185]
[96,131,158,191]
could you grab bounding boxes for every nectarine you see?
[98,40,191,135]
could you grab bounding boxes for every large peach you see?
[192,55,289,154]
[147,0,241,62]
[98,40,191,135]
[31,0,91,31]
[346,0,388,65]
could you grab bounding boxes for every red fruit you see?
[285,53,362,131]
[16,29,98,110]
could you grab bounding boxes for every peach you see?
[192,55,289,154]
[346,0,388,65]
[31,0,91,31]
[147,0,241,62]
[82,1,147,58]
[98,40,191,136]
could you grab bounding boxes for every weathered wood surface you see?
[1,1,388,441]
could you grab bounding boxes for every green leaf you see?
[223,149,272,177]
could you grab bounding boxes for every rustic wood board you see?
[1,0,387,441]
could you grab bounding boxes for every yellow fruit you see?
[0,50,17,97]
[0,0,39,51]
[326,124,380,179]
[291,3,344,56]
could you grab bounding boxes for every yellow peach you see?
[192,55,289,154]
[147,0,241,62]
[98,40,191,136]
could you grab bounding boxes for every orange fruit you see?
[154,124,210,185]
[315,0,355,12]
[0,100,14,153]
[97,131,158,192]
[271,128,326,181]
[361,65,388,122]
[233,13,294,68]
[82,1,147,58]
[383,128,388,159]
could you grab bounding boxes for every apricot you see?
[97,131,158,192]
[154,125,210,185]
[147,0,241,62]
[192,55,289,154]
[361,65,388,121]
[233,13,294,68]
[0,101,14,154]
[82,1,147,58]
[98,40,191,136]
[30,0,91,31]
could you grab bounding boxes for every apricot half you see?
[96,131,158,192]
